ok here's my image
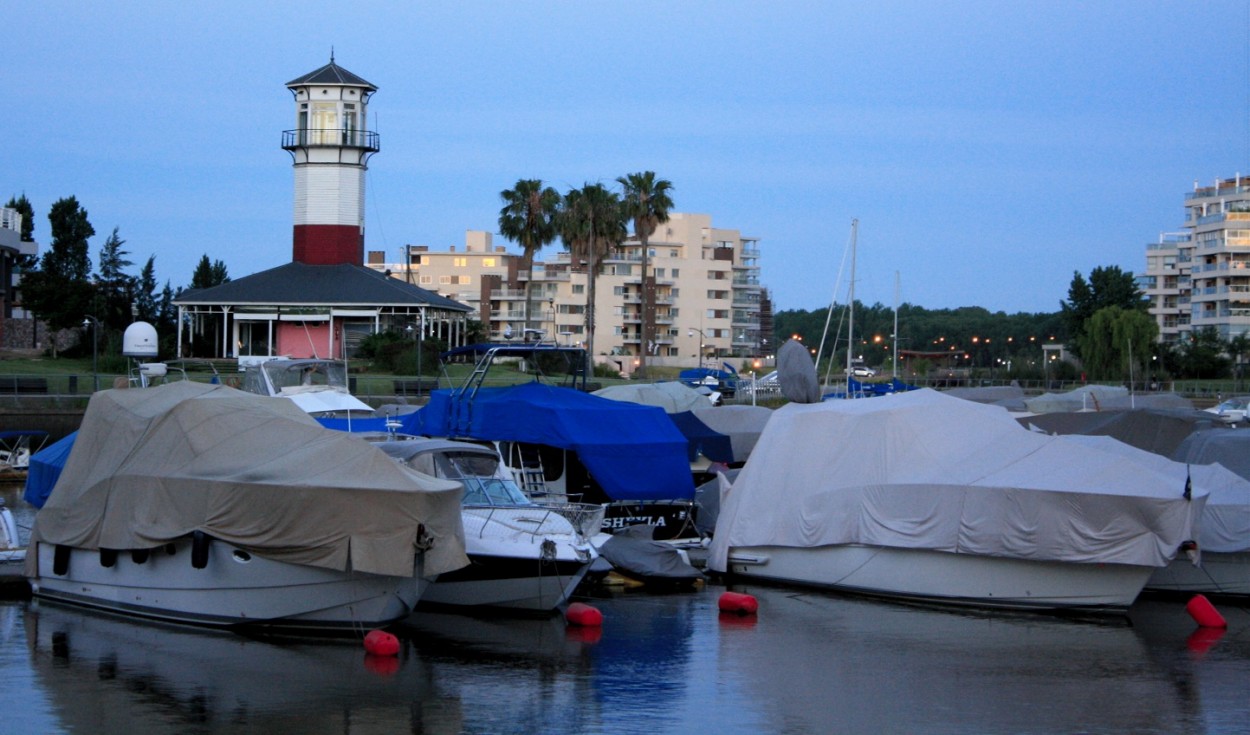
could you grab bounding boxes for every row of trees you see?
[497,172,674,375]
[775,264,1246,383]
[7,194,229,360]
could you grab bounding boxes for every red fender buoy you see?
[363,629,401,656]
[565,602,604,627]
[718,591,759,615]
[1186,594,1227,629]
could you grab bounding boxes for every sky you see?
[7,2,1250,315]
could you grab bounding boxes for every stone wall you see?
[1,317,81,352]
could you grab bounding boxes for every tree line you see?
[775,264,1243,382]
[6,194,229,362]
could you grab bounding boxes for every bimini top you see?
[27,381,467,578]
[709,388,1209,573]
[410,381,695,502]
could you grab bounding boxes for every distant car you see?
[849,367,876,378]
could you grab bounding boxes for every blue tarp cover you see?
[411,382,695,501]
[23,431,76,509]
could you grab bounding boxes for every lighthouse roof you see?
[286,59,377,91]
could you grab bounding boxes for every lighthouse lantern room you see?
[281,54,379,267]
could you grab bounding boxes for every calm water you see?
[4,488,1250,734]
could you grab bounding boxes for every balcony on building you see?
[282,128,380,152]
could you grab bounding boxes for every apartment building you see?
[368,213,773,372]
[0,205,39,345]
[1142,176,1250,345]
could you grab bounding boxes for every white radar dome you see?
[122,321,159,358]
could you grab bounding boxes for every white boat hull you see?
[1145,551,1250,597]
[421,506,595,612]
[726,544,1155,613]
[30,538,429,631]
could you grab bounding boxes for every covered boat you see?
[709,389,1208,613]
[412,381,695,521]
[25,381,467,631]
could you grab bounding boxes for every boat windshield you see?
[440,451,533,506]
[265,362,349,393]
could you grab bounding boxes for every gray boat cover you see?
[1063,434,1250,554]
[27,381,468,578]
[690,405,773,462]
[709,389,1208,573]
[1019,408,1219,458]
[1173,428,1250,481]
[776,339,821,404]
[597,525,705,582]
[592,381,709,413]
[1024,385,1193,413]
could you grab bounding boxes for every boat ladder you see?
[513,444,549,497]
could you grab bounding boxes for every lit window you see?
[454,257,468,267]
[482,257,497,267]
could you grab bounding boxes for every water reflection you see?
[714,584,1244,734]
[24,600,463,733]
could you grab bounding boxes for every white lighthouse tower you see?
[282,55,379,266]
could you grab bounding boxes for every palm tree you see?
[558,183,626,368]
[617,172,674,376]
[498,179,560,334]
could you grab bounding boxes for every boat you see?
[1154,428,1250,597]
[1,497,24,573]
[25,381,467,632]
[412,343,699,539]
[239,356,375,419]
[374,437,599,612]
[1014,414,1250,598]
[708,389,1208,614]
[0,430,48,479]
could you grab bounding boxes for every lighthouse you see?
[282,55,379,266]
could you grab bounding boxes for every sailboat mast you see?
[892,271,899,379]
[846,219,857,386]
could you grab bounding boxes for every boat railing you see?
[462,502,602,542]
[440,344,591,435]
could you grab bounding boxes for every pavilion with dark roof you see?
[174,57,472,360]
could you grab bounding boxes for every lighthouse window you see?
[343,104,358,146]
[311,103,337,144]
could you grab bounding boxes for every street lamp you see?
[688,328,707,366]
[82,316,100,392]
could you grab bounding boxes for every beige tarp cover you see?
[709,389,1209,573]
[28,381,468,578]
